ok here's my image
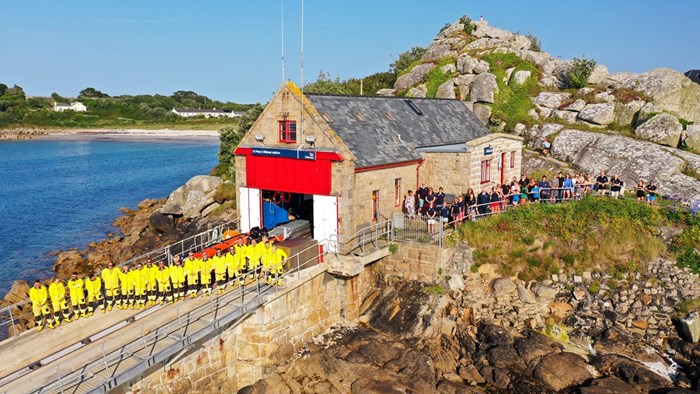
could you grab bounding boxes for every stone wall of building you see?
[348,164,419,233]
[128,263,381,394]
[382,242,454,283]
[467,133,523,190]
[421,152,473,197]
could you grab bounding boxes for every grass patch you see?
[588,281,600,294]
[678,298,700,316]
[424,284,446,295]
[208,200,236,218]
[212,182,237,204]
[460,197,667,281]
[424,57,456,98]
[481,52,541,131]
[389,243,399,254]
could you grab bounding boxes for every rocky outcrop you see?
[635,112,684,147]
[549,128,700,200]
[677,312,700,343]
[161,175,222,219]
[623,68,700,123]
[469,73,498,104]
[395,63,435,91]
[0,128,49,140]
[577,103,616,126]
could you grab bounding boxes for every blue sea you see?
[0,139,219,295]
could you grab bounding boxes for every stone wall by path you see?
[128,263,381,394]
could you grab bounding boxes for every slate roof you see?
[305,94,489,168]
[686,70,700,84]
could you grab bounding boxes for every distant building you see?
[53,102,87,112]
[686,70,700,85]
[171,108,238,118]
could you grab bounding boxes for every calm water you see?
[0,139,219,295]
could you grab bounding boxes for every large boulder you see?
[149,209,175,234]
[634,113,683,147]
[436,80,456,99]
[421,41,456,63]
[161,175,222,219]
[472,22,513,40]
[510,70,531,86]
[533,352,592,392]
[492,278,516,297]
[532,92,572,109]
[587,64,609,85]
[614,99,645,126]
[470,73,498,104]
[394,63,435,91]
[623,68,700,123]
[407,85,427,98]
[550,129,700,200]
[685,124,700,151]
[577,377,637,394]
[577,103,616,126]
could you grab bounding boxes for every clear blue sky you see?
[3,0,699,104]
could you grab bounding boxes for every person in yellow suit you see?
[67,272,88,319]
[170,255,186,302]
[225,245,240,287]
[119,265,135,310]
[49,277,72,324]
[184,251,201,298]
[256,237,270,280]
[269,244,288,287]
[213,249,229,294]
[246,239,261,281]
[29,280,54,331]
[200,252,214,296]
[233,238,246,285]
[85,273,105,315]
[155,261,173,304]
[143,258,158,306]
[133,263,149,310]
[101,261,121,311]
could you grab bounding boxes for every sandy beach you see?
[39,128,220,142]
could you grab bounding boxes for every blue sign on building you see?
[483,146,493,155]
[251,147,316,161]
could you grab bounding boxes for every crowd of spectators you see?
[28,233,287,332]
[403,170,660,231]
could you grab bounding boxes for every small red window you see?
[480,160,491,184]
[279,121,297,143]
[394,178,401,207]
[510,151,516,169]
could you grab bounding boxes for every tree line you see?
[0,84,253,129]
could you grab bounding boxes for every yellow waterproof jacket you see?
[133,269,149,292]
[155,267,171,290]
[101,267,121,290]
[85,277,102,297]
[213,255,228,274]
[246,244,260,269]
[256,243,270,268]
[200,258,213,284]
[29,285,49,306]
[271,249,288,266]
[67,278,86,302]
[48,282,67,303]
[184,258,202,279]
[119,270,135,293]
[143,264,158,290]
[225,252,238,276]
[170,264,185,285]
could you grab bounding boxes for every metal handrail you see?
[330,220,392,256]
[16,240,325,394]
[0,221,237,341]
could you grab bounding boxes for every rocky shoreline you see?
[0,175,233,336]
[0,128,220,141]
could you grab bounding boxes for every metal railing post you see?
[141,324,148,355]
[296,253,301,281]
[8,307,16,337]
[55,366,65,393]
[101,343,109,383]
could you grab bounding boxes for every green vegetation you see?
[588,281,601,294]
[424,284,445,295]
[0,84,252,129]
[458,15,474,35]
[666,210,700,274]
[481,52,541,130]
[389,243,399,254]
[458,197,668,281]
[678,298,700,316]
[303,70,397,96]
[525,33,542,52]
[564,56,597,89]
[424,58,456,98]
[214,104,264,180]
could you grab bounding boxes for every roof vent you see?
[353,111,367,122]
[404,99,423,116]
[321,112,334,123]
[384,111,395,122]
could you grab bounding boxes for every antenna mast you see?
[300,0,305,141]
[281,0,285,83]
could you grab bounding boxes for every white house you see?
[171,108,237,118]
[53,102,87,112]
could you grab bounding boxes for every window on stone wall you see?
[372,190,380,222]
[279,120,297,143]
[394,178,401,207]
[510,151,516,169]
[481,159,491,184]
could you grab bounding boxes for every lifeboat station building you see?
[234,82,523,251]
